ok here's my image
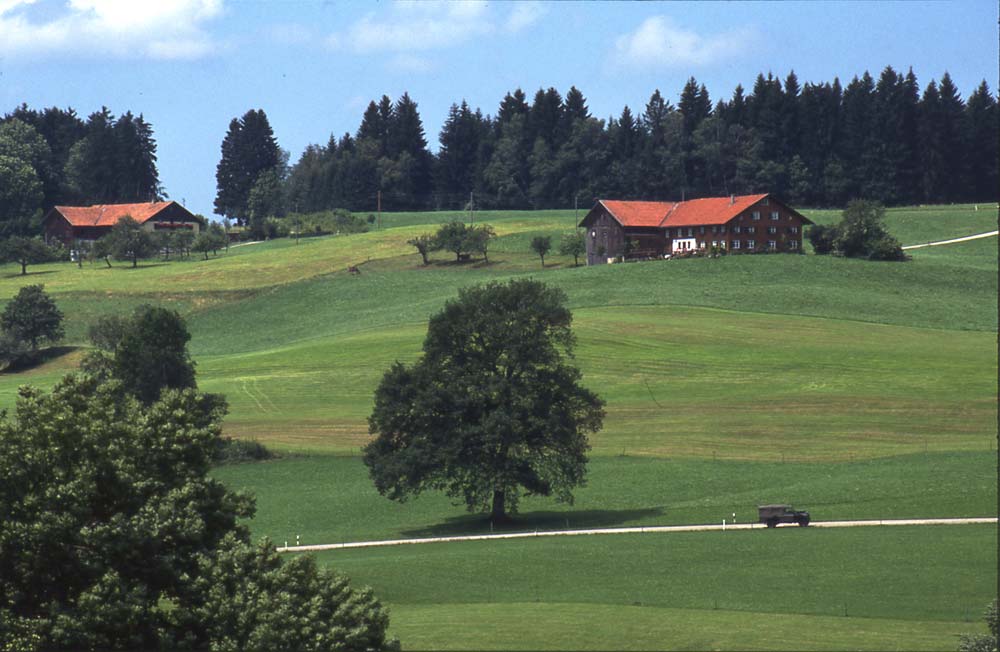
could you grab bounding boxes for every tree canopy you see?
[0,373,397,651]
[84,305,196,405]
[106,216,158,267]
[809,200,906,261]
[364,279,605,522]
[0,284,63,351]
[2,306,397,650]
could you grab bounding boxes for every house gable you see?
[580,194,810,263]
[43,201,201,244]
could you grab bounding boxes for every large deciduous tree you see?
[0,373,398,651]
[364,279,605,523]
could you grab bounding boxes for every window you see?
[768,226,777,234]
[711,240,718,248]
[752,211,761,220]
[790,240,799,250]
[720,225,727,233]
[665,228,671,237]
[762,197,770,206]
[732,240,741,249]
[699,226,705,234]
[687,228,694,237]
[789,226,799,234]
[719,241,726,249]
[733,225,742,234]
[768,240,777,249]
[770,211,780,220]
[747,240,755,249]
[747,226,756,234]
[711,225,717,233]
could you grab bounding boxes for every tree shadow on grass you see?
[2,270,56,279]
[1,345,82,373]
[400,506,665,539]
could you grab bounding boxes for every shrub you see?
[213,437,274,465]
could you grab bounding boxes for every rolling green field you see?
[0,204,995,650]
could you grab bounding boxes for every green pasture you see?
[801,203,998,245]
[318,525,996,650]
[216,451,996,545]
[0,204,994,650]
[189,303,996,459]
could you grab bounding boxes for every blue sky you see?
[2,0,996,217]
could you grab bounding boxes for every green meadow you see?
[0,204,995,650]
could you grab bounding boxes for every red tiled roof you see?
[595,194,798,228]
[599,200,675,227]
[50,201,177,227]
[662,194,769,227]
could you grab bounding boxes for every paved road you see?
[902,230,998,250]
[277,517,997,553]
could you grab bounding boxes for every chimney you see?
[730,194,735,205]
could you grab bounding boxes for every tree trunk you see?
[20,261,26,275]
[491,490,507,523]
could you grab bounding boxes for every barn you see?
[42,201,202,246]
[579,194,812,265]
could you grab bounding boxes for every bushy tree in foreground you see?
[364,279,605,522]
[0,375,397,651]
[958,599,998,652]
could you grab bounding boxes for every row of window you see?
[703,239,800,250]
[748,210,783,221]
[666,223,797,237]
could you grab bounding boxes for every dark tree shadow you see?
[400,506,665,538]
[1,345,82,373]
[3,270,56,279]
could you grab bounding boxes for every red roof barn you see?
[579,194,812,265]
[42,201,202,245]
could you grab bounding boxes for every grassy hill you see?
[0,204,995,650]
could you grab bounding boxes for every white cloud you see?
[0,0,223,60]
[329,0,492,55]
[611,16,754,69]
[505,2,545,33]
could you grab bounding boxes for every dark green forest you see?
[231,67,999,219]
[0,106,161,236]
[3,66,997,237]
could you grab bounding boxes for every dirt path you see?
[902,230,998,250]
[277,517,997,553]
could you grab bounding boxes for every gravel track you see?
[276,517,997,553]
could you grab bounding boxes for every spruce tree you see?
[964,81,999,201]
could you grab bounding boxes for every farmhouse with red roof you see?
[578,194,812,265]
[42,201,202,245]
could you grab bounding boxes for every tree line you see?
[0,106,162,237]
[213,66,997,224]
